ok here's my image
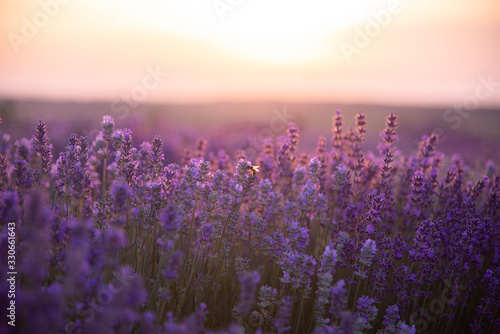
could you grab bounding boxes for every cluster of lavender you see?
[0,112,499,334]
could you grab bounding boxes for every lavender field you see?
[0,111,499,334]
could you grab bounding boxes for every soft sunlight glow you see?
[106,0,395,64]
[2,0,499,104]
[215,0,393,64]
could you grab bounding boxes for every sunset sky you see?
[1,0,499,106]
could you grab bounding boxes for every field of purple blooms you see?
[0,111,499,334]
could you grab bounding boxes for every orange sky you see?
[0,0,499,106]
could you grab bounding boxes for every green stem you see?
[294,287,305,334]
[151,213,159,278]
[180,195,199,279]
[204,197,241,294]
[176,252,199,316]
[347,271,357,309]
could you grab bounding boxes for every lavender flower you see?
[237,270,260,314]
[0,134,10,190]
[314,246,338,326]
[151,135,165,179]
[102,115,115,141]
[274,296,293,334]
[110,180,132,214]
[331,110,344,163]
[377,305,416,334]
[32,120,53,186]
[359,238,377,264]
[115,129,138,187]
[355,296,378,333]
[329,279,348,320]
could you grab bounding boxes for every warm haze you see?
[0,0,500,106]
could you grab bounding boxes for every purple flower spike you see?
[237,270,260,314]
